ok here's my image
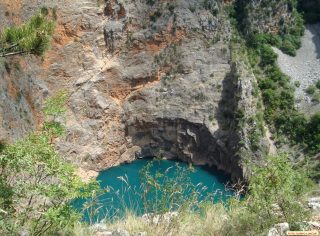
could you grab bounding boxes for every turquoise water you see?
[73,159,234,223]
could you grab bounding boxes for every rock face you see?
[309,197,320,211]
[238,0,301,35]
[0,0,267,181]
[0,60,48,142]
[268,222,289,236]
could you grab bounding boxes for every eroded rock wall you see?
[0,0,268,181]
[237,0,301,35]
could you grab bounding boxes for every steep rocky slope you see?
[0,0,269,181]
[237,0,302,35]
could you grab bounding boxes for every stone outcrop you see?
[237,0,301,35]
[0,60,48,142]
[268,223,289,236]
[309,197,320,211]
[0,0,269,181]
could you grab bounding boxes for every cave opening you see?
[126,118,244,183]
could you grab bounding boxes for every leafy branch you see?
[0,12,55,57]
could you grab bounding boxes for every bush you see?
[305,112,320,153]
[239,155,312,232]
[146,0,155,6]
[316,80,320,89]
[294,81,301,87]
[312,93,320,103]
[0,92,97,235]
[260,45,278,67]
[306,85,316,95]
[280,39,297,56]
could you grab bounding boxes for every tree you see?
[0,12,55,57]
[305,112,320,153]
[236,154,313,233]
[0,91,98,235]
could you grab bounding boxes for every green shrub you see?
[280,39,297,56]
[167,3,175,13]
[316,80,320,89]
[236,8,319,157]
[306,85,316,95]
[312,93,320,103]
[0,92,97,235]
[305,112,320,153]
[203,0,218,15]
[239,155,312,232]
[294,81,301,87]
[260,45,278,67]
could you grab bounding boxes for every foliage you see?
[42,91,69,137]
[102,203,230,236]
[247,113,265,152]
[294,81,301,87]
[146,0,155,6]
[304,112,320,153]
[236,0,304,56]
[0,92,98,235]
[251,41,320,155]
[149,10,162,22]
[236,15,319,155]
[228,0,320,179]
[260,44,278,66]
[246,155,311,229]
[226,155,313,235]
[306,85,316,95]
[0,12,55,57]
[252,41,320,155]
[316,80,320,90]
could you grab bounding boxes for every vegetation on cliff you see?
[0,93,98,236]
[228,0,320,181]
[0,10,54,57]
[235,0,305,56]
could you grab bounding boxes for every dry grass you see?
[73,203,246,236]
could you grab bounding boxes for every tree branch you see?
[0,51,26,57]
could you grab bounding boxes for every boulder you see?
[268,223,289,236]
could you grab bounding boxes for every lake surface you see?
[73,159,234,223]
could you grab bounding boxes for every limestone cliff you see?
[236,0,302,35]
[0,0,270,181]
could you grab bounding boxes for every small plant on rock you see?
[306,85,316,95]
